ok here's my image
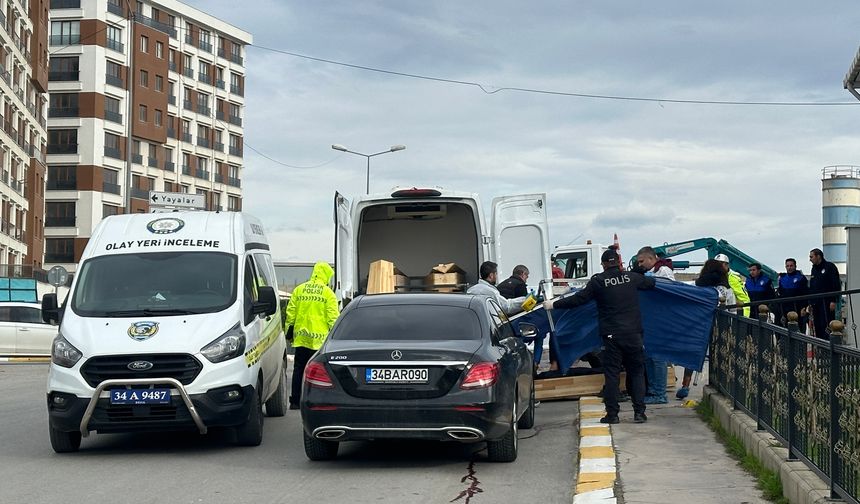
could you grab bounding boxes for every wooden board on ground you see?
[535,367,677,401]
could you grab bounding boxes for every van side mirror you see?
[42,293,59,324]
[518,322,538,339]
[253,286,278,317]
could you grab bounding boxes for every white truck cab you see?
[43,212,287,452]
[550,242,609,294]
[334,188,551,301]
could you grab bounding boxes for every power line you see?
[248,44,860,107]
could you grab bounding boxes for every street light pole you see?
[331,144,406,194]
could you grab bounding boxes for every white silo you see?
[822,165,860,274]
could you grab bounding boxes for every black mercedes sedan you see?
[300,293,535,462]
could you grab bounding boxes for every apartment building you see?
[46,0,250,269]
[0,0,49,275]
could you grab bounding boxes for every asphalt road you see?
[0,364,578,504]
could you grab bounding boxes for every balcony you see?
[184,34,194,46]
[168,95,176,106]
[197,137,210,149]
[214,173,223,183]
[214,142,224,152]
[183,67,194,79]
[164,161,174,172]
[106,39,124,53]
[230,54,243,66]
[228,115,242,127]
[216,79,225,90]
[131,153,142,164]
[47,178,76,190]
[104,110,122,123]
[229,147,242,157]
[130,187,148,199]
[50,34,80,46]
[104,146,121,159]
[166,127,175,138]
[48,107,78,118]
[50,0,80,8]
[45,216,75,227]
[227,177,241,187]
[197,105,211,116]
[106,73,123,88]
[198,73,211,85]
[45,252,75,263]
[47,144,77,155]
[106,1,122,15]
[216,110,225,120]
[137,14,173,36]
[181,165,191,175]
[183,100,192,111]
[199,41,213,53]
[218,48,225,58]
[102,181,121,194]
[168,61,177,72]
[148,157,158,168]
[195,169,209,180]
[181,132,192,143]
[49,70,78,81]
[230,84,242,96]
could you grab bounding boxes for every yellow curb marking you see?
[580,398,603,405]
[580,411,606,419]
[576,479,615,494]
[580,446,614,459]
[576,472,615,488]
[580,426,610,436]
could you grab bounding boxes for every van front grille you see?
[80,354,202,387]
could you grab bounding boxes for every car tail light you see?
[460,362,499,389]
[304,362,334,388]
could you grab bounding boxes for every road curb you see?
[574,396,617,504]
[703,386,840,504]
[0,356,50,363]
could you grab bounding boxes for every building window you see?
[104,96,122,123]
[156,41,164,58]
[47,165,76,190]
[155,75,163,92]
[104,132,121,158]
[47,129,78,154]
[228,195,239,211]
[138,105,147,122]
[229,134,241,156]
[48,56,78,81]
[199,29,211,50]
[45,238,74,263]
[106,25,123,52]
[154,109,162,127]
[45,202,76,227]
[198,61,210,82]
[230,43,241,64]
[103,204,119,218]
[164,147,173,163]
[103,168,120,194]
[230,72,241,95]
[140,35,149,53]
[179,185,189,194]
[50,21,80,45]
[48,93,79,118]
[228,164,239,179]
[139,69,148,87]
[106,59,123,87]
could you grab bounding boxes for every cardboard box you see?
[424,263,466,292]
[367,259,408,294]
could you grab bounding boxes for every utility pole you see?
[123,1,135,212]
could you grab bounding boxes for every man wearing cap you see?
[715,254,750,317]
[544,248,655,424]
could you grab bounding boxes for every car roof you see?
[352,293,482,309]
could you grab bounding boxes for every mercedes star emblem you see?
[390,350,403,360]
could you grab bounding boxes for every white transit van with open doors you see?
[43,212,287,452]
[333,188,551,302]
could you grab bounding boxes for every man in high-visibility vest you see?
[715,254,750,317]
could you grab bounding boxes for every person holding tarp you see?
[544,248,655,424]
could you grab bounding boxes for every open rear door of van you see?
[491,194,551,287]
[333,192,354,303]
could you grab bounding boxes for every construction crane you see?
[629,237,778,286]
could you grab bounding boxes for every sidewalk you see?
[605,365,770,503]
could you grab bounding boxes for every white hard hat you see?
[714,253,730,263]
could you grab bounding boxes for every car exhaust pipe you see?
[446,428,483,441]
[315,429,346,440]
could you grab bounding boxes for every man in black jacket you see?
[807,248,841,339]
[544,248,655,424]
[777,258,809,328]
[497,265,529,299]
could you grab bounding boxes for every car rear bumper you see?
[301,403,512,442]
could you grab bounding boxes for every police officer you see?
[544,248,655,423]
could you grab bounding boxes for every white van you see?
[334,188,551,301]
[43,212,287,452]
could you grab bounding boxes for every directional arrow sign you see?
[148,191,206,210]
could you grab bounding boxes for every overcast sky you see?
[187,0,860,274]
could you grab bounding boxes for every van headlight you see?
[201,323,246,363]
[52,333,82,368]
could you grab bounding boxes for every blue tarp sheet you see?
[512,279,718,372]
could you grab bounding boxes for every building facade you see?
[46,0,250,269]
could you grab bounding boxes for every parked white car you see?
[0,302,57,355]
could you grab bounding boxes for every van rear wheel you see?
[49,424,81,453]
[235,384,264,446]
[265,361,288,417]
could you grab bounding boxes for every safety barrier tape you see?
[573,396,617,504]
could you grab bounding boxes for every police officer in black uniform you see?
[544,248,655,424]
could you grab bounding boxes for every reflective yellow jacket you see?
[285,262,339,350]
[728,270,751,317]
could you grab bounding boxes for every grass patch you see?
[696,397,789,504]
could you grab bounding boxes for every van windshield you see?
[71,252,237,317]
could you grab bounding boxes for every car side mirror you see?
[518,322,538,339]
[253,286,278,317]
[42,293,59,324]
